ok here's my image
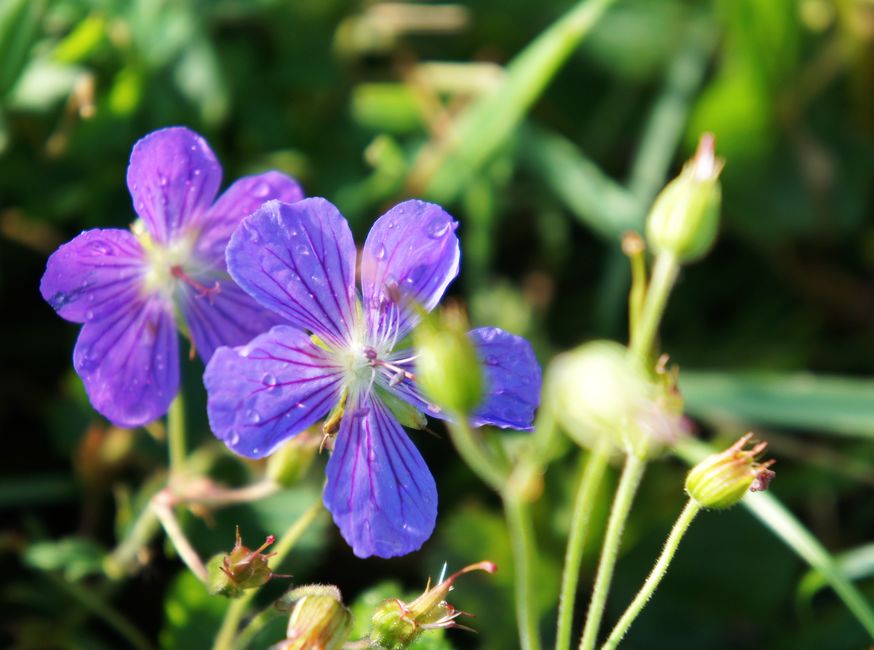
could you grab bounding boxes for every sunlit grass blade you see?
[676,438,874,638]
[520,126,640,242]
[799,543,874,607]
[408,0,617,203]
[681,371,874,439]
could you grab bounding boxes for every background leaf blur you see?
[1,0,873,648]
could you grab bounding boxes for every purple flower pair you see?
[42,127,542,559]
[40,127,302,426]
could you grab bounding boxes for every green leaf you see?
[520,125,640,241]
[414,0,617,203]
[160,570,229,650]
[676,438,874,638]
[24,537,106,582]
[680,371,874,438]
[0,0,44,98]
[799,544,874,606]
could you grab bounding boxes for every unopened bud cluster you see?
[646,133,724,263]
[370,561,496,649]
[686,434,776,509]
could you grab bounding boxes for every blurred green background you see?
[1,0,873,648]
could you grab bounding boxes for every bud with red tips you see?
[208,526,288,598]
[370,561,497,649]
[685,434,776,509]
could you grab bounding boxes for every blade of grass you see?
[408,0,617,203]
[676,438,874,638]
[680,371,874,439]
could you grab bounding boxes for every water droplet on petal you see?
[245,409,261,424]
[427,217,451,239]
[158,174,168,187]
[386,220,396,229]
[90,241,111,255]
[262,373,278,390]
[252,181,271,198]
[486,355,499,365]
[228,432,240,446]
[295,244,311,256]
[375,243,386,260]
[194,168,201,177]
[85,309,94,321]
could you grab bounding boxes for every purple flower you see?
[40,127,303,427]
[204,198,541,558]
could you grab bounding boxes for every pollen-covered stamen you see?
[171,265,221,303]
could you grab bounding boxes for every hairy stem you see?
[602,499,700,648]
[167,393,186,475]
[504,493,543,650]
[446,415,509,491]
[555,445,611,650]
[578,454,646,650]
[629,252,678,361]
[152,497,209,583]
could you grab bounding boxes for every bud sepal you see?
[208,526,289,598]
[685,434,776,509]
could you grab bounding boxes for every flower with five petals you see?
[204,197,541,558]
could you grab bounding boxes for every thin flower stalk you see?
[602,499,701,649]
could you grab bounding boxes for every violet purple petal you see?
[360,200,459,342]
[469,327,541,431]
[204,325,343,459]
[127,127,222,244]
[226,198,357,348]
[73,294,179,427]
[195,171,304,268]
[179,277,286,363]
[323,390,437,559]
[40,228,147,324]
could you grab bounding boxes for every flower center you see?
[134,220,216,300]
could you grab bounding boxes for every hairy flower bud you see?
[208,527,285,598]
[370,561,496,649]
[267,430,320,486]
[413,304,484,415]
[686,434,776,509]
[273,585,352,650]
[547,341,684,457]
[646,133,723,263]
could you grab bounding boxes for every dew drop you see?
[158,174,168,187]
[427,217,450,239]
[252,181,271,198]
[262,373,278,390]
[228,432,240,446]
[85,309,94,321]
[194,169,201,177]
[486,355,499,365]
[295,244,311,256]
[90,241,111,255]
[386,220,396,229]
[375,243,386,260]
[245,409,262,424]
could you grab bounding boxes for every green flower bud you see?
[370,561,496,649]
[267,430,320,486]
[685,434,776,509]
[547,341,684,458]
[412,304,484,415]
[208,527,285,598]
[646,133,723,263]
[274,585,352,650]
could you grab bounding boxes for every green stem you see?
[214,499,324,650]
[555,445,611,650]
[503,493,543,650]
[602,499,701,649]
[578,454,647,650]
[446,415,509,491]
[152,497,209,583]
[629,252,679,360]
[45,571,155,650]
[167,393,186,475]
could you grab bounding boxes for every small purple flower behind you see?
[204,198,542,558]
[40,127,303,427]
